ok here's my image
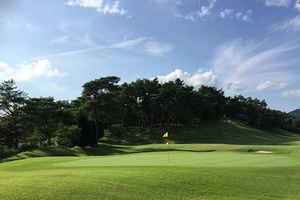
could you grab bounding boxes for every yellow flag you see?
[163,132,168,138]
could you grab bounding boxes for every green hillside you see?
[101,121,300,145]
[289,109,300,120]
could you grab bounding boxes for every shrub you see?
[109,125,126,142]
[0,145,18,160]
[55,125,82,147]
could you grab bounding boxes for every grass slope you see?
[1,122,300,200]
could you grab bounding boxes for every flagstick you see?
[163,132,170,163]
[168,136,170,163]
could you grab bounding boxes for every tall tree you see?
[158,79,193,127]
[81,76,120,146]
[130,78,161,129]
[197,86,226,121]
[24,97,59,145]
[158,80,177,128]
[0,79,27,148]
[120,82,139,129]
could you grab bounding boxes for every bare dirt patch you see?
[248,149,273,153]
[255,150,273,153]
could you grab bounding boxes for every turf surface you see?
[1,122,300,199]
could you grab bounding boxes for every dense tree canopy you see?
[0,79,27,148]
[0,77,299,153]
[81,76,120,146]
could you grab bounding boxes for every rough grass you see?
[1,121,300,199]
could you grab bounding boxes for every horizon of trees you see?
[1,77,300,155]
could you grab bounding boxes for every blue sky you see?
[1,0,300,112]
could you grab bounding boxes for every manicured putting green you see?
[1,151,300,199]
[55,151,297,168]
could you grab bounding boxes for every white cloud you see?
[157,69,190,83]
[144,42,173,56]
[65,0,103,9]
[222,81,244,93]
[213,39,249,75]
[102,1,127,15]
[264,0,292,7]
[175,13,196,21]
[236,10,253,22]
[19,60,64,79]
[196,6,210,17]
[168,1,252,23]
[214,40,299,80]
[218,9,252,22]
[65,0,129,17]
[175,14,189,21]
[187,69,216,87]
[157,69,216,88]
[34,46,105,60]
[196,0,216,17]
[33,37,173,60]
[212,39,300,93]
[175,0,216,20]
[231,45,293,80]
[0,61,14,80]
[257,81,288,90]
[271,15,300,31]
[58,21,71,33]
[0,60,65,81]
[36,37,173,59]
[236,12,242,19]
[111,37,173,56]
[220,9,233,18]
[150,0,182,5]
[282,89,300,97]
[50,35,69,44]
[0,17,37,31]
[110,37,149,49]
[209,0,217,9]
[51,20,98,47]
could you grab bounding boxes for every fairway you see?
[1,148,300,200]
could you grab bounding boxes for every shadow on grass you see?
[1,146,79,163]
[79,145,132,156]
[0,155,26,163]
[37,146,78,156]
[7,145,217,161]
[139,148,216,153]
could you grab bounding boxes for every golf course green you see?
[1,122,300,199]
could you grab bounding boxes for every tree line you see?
[1,77,299,154]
